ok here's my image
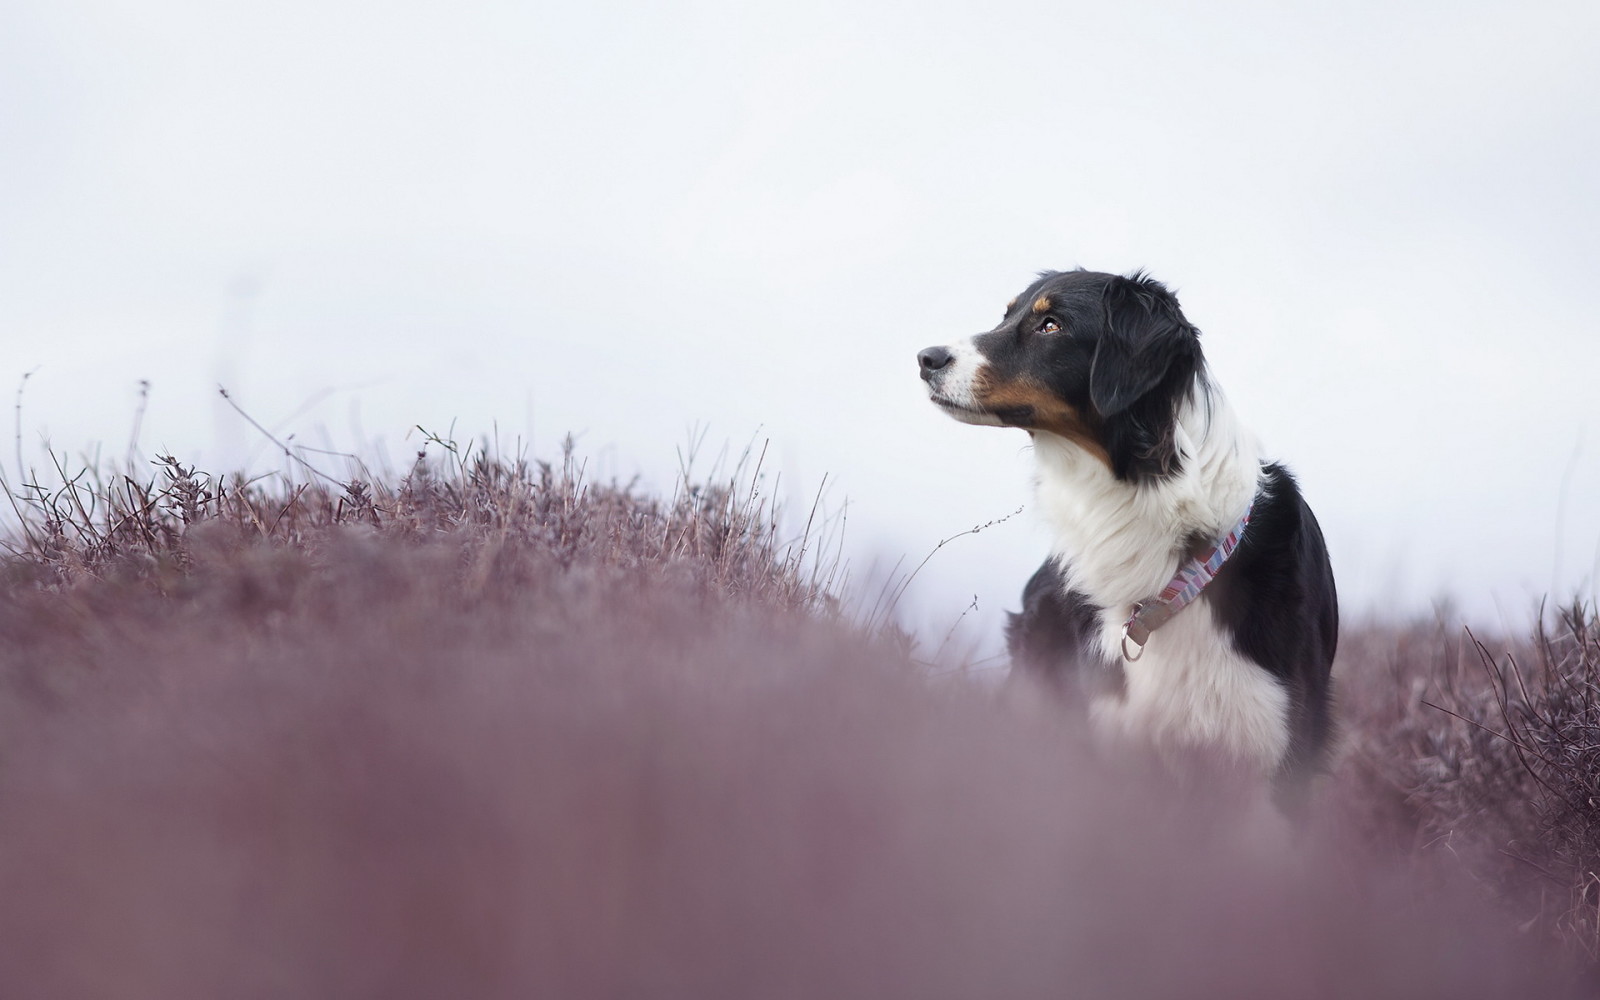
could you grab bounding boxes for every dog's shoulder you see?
[1006,558,1114,694]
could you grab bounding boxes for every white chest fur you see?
[1087,603,1290,776]
[1029,380,1290,775]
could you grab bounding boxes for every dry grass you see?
[1333,603,1600,960]
[1,429,842,616]
[0,429,1595,995]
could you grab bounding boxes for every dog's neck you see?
[1031,376,1262,608]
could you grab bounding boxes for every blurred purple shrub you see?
[0,441,1587,997]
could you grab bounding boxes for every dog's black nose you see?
[918,346,953,379]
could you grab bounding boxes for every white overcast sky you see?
[3,0,1598,657]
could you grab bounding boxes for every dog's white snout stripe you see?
[928,338,984,408]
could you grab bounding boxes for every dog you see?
[917,269,1336,804]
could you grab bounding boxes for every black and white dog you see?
[918,269,1337,800]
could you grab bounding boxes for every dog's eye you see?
[1036,318,1062,335]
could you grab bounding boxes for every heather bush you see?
[1,432,839,615]
[0,436,1591,996]
[1335,603,1600,959]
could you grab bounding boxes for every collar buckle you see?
[1120,606,1151,661]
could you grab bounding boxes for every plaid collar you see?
[1120,494,1255,661]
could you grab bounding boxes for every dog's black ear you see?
[1090,274,1198,417]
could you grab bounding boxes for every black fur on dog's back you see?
[1204,463,1338,787]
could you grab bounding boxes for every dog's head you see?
[918,269,1202,481]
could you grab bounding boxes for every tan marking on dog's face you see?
[1031,295,1052,315]
[1005,296,1018,314]
[973,373,1111,467]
